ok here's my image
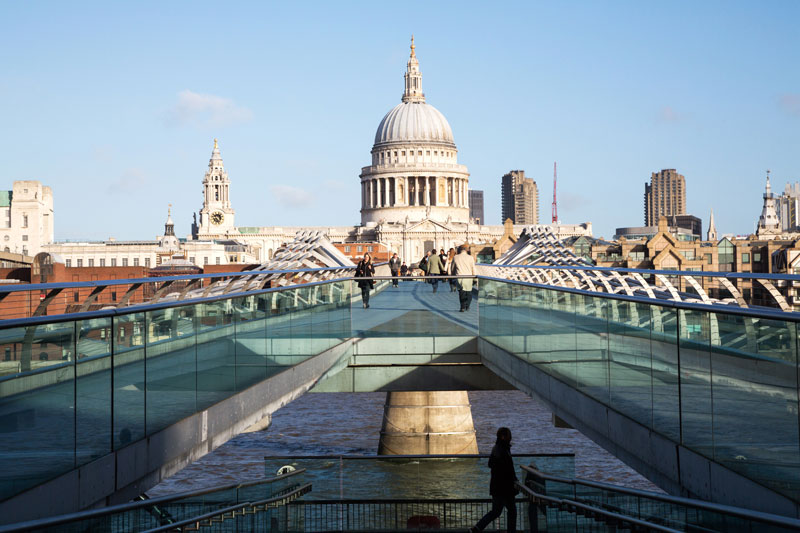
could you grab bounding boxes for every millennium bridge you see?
[1,229,800,532]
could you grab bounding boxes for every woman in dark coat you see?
[355,252,375,308]
[471,427,518,533]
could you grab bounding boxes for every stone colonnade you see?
[362,176,468,209]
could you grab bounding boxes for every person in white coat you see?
[451,246,476,311]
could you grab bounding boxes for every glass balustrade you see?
[480,278,800,504]
[0,470,306,533]
[0,281,351,502]
[2,270,800,519]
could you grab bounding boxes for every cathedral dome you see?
[374,102,455,147]
[360,37,470,228]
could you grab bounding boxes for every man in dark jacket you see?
[388,253,401,287]
[471,427,517,533]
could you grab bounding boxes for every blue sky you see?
[1,1,798,241]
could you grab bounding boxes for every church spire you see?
[707,208,717,241]
[402,35,425,103]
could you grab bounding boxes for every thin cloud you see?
[92,145,115,163]
[270,185,315,208]
[323,179,347,191]
[560,192,590,212]
[106,168,149,194]
[779,94,800,117]
[657,105,686,123]
[165,90,253,127]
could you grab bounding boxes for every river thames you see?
[150,390,659,496]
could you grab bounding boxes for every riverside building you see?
[0,181,54,257]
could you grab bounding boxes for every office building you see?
[644,169,686,227]
[469,190,484,224]
[501,170,539,224]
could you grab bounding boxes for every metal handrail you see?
[0,276,352,329]
[477,274,800,322]
[142,482,312,533]
[0,266,354,295]
[3,271,800,330]
[0,469,307,533]
[264,453,574,460]
[482,262,800,282]
[516,482,683,533]
[520,465,800,529]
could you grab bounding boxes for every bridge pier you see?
[377,391,479,455]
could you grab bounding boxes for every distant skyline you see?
[2,1,798,241]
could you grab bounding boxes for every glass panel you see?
[478,279,499,348]
[548,289,578,387]
[608,301,653,429]
[290,287,311,360]
[526,286,553,368]
[114,312,146,449]
[651,306,680,441]
[267,290,294,371]
[76,317,112,465]
[196,300,235,409]
[679,309,713,455]
[333,281,351,345]
[510,283,526,355]
[575,294,609,403]
[517,285,535,363]
[234,295,267,391]
[711,313,800,499]
[0,322,75,500]
[146,306,197,434]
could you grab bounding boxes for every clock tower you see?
[198,138,235,236]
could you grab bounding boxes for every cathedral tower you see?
[198,139,235,236]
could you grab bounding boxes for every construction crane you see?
[551,162,558,224]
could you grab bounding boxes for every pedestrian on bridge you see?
[426,249,444,293]
[471,427,518,533]
[355,252,375,309]
[445,248,457,292]
[389,253,401,287]
[418,253,429,278]
[452,245,476,311]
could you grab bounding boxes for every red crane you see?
[551,162,558,224]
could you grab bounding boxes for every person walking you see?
[452,245,476,311]
[418,252,429,279]
[445,248,457,292]
[426,249,443,293]
[389,253,401,287]
[355,252,375,308]
[470,427,518,533]
[400,261,408,278]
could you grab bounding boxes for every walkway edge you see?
[476,337,800,519]
[0,340,353,525]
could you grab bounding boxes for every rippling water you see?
[150,390,660,497]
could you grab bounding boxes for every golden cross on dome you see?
[214,138,218,150]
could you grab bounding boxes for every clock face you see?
[210,212,224,225]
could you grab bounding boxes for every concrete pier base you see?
[378,391,479,455]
